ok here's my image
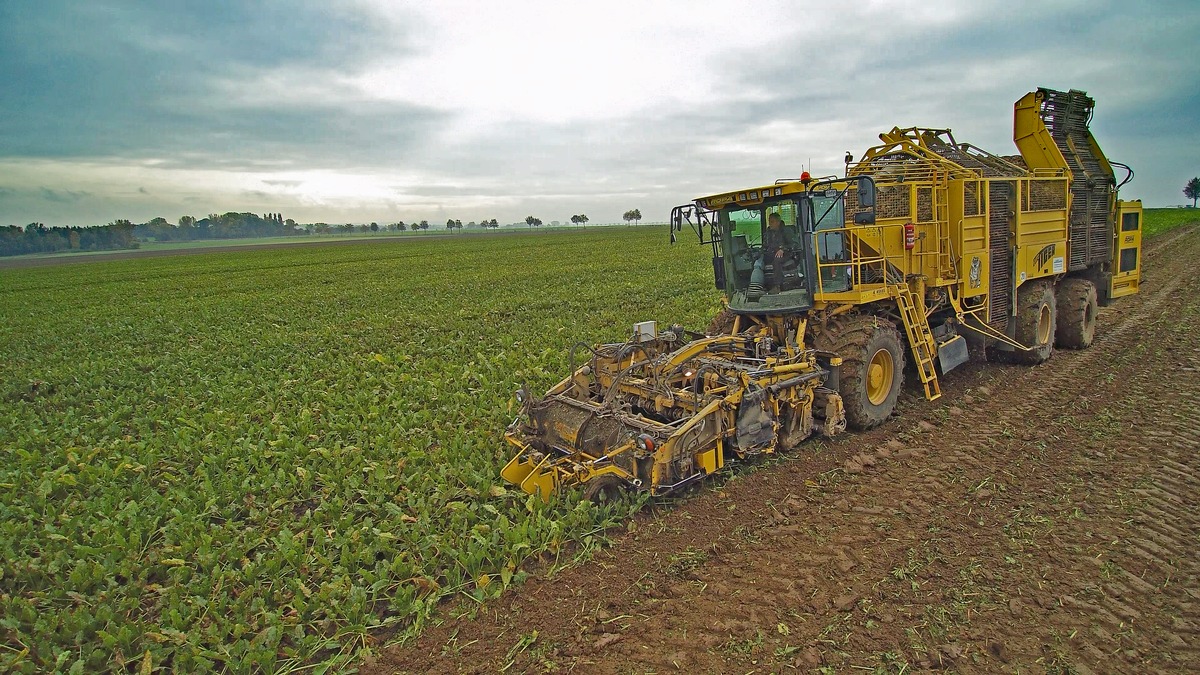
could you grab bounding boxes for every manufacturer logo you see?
[1034,243,1056,271]
[969,256,982,288]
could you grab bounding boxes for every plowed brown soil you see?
[367,225,1200,675]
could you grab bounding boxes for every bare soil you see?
[368,226,1200,674]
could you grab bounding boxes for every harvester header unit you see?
[502,87,1141,502]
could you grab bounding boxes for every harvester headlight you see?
[636,434,656,452]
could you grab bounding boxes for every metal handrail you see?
[810,221,913,295]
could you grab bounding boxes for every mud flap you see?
[937,335,969,374]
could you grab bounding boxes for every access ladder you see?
[891,285,942,401]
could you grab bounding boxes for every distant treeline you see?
[1,221,136,257]
[0,213,302,257]
[135,213,300,241]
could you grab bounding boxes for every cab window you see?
[726,208,763,245]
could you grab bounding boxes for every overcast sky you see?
[1,0,1196,227]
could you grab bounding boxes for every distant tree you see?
[490,218,498,229]
[525,215,544,228]
[570,215,579,226]
[419,220,429,230]
[1185,177,1200,208]
[285,218,296,229]
[454,219,462,229]
[578,213,588,226]
[622,209,642,226]
[370,221,379,232]
[397,221,407,231]
[342,223,355,233]
[179,215,195,229]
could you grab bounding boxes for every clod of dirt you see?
[948,406,964,417]
[858,453,877,467]
[593,633,621,649]
[886,439,905,450]
[875,446,892,458]
[918,420,937,432]
[977,385,992,396]
[833,593,859,611]
[961,394,975,405]
[974,489,994,501]
[795,647,822,667]
[988,640,1011,662]
[844,459,864,474]
[935,643,963,666]
[1008,598,1023,615]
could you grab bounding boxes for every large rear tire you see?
[811,315,905,430]
[1010,281,1056,364]
[1055,278,1097,349]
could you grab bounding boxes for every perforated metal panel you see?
[988,182,1013,326]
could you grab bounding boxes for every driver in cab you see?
[763,212,800,293]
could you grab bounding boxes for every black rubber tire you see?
[1010,281,1056,365]
[810,314,905,431]
[581,474,624,505]
[1055,278,1097,349]
[705,308,738,335]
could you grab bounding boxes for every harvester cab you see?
[672,175,881,315]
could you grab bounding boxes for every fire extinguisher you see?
[904,222,916,250]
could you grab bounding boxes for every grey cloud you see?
[0,1,436,164]
[39,187,92,203]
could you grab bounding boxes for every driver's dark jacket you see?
[763,226,800,257]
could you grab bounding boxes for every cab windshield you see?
[719,199,812,312]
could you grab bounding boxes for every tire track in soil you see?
[366,226,1199,674]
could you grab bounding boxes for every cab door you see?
[1110,201,1142,298]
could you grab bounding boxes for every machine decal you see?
[1033,243,1056,271]
[969,256,982,288]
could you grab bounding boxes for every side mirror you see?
[856,177,875,208]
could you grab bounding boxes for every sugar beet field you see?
[0,228,718,672]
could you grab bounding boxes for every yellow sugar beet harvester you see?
[502,87,1142,502]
